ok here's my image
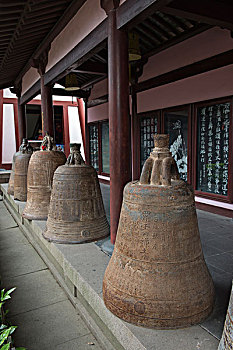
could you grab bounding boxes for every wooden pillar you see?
[77,98,86,158]
[17,101,26,145]
[0,90,3,166]
[131,86,140,180]
[101,0,131,244]
[40,76,54,137]
[32,48,54,138]
[63,106,70,157]
[84,97,90,165]
[10,84,26,145]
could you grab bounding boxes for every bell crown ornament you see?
[103,133,214,329]
[66,143,85,165]
[22,133,66,220]
[43,144,109,244]
[140,134,179,186]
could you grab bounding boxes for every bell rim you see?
[42,231,109,244]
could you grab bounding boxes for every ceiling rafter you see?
[162,0,233,30]
[0,0,34,72]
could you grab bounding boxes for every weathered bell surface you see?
[7,138,29,195]
[103,134,215,329]
[43,143,109,243]
[22,134,66,220]
[14,141,33,201]
[218,282,233,350]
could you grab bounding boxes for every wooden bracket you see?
[100,0,120,14]
[31,45,50,76]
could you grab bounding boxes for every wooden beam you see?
[116,0,173,29]
[163,0,233,31]
[80,76,106,90]
[19,80,40,105]
[135,49,233,93]
[71,61,107,75]
[44,20,108,86]
[87,95,108,108]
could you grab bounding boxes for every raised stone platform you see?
[0,170,11,184]
[1,183,219,350]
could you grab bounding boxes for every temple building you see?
[0,0,232,245]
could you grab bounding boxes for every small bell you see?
[8,138,30,195]
[22,133,66,220]
[14,141,33,201]
[43,143,109,243]
[103,134,214,329]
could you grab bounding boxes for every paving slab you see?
[128,324,219,350]
[9,300,92,350]
[0,208,18,230]
[56,333,102,350]
[0,226,28,246]
[2,269,67,316]
[0,240,47,278]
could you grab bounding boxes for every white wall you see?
[68,106,85,160]
[3,88,17,99]
[2,104,16,164]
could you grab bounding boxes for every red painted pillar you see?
[131,87,140,180]
[84,97,90,165]
[0,90,3,166]
[102,1,131,243]
[77,98,86,158]
[63,106,70,157]
[17,100,26,145]
[40,76,54,137]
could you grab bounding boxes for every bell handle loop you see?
[161,157,180,186]
[19,139,33,154]
[40,133,55,151]
[66,151,85,165]
[140,158,153,184]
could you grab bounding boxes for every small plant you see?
[0,288,26,350]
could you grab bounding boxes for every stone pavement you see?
[0,201,103,350]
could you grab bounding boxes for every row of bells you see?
[7,133,215,330]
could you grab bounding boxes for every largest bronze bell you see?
[103,134,215,329]
[43,143,109,243]
[22,134,66,220]
[7,138,30,195]
[14,141,33,201]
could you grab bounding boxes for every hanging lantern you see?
[128,32,141,62]
[65,73,80,91]
[103,134,214,329]
[43,143,109,243]
[22,134,66,220]
[8,138,31,196]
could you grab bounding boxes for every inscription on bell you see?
[43,143,109,244]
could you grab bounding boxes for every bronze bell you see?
[43,143,109,243]
[8,138,30,195]
[22,134,66,220]
[14,141,33,201]
[103,134,214,329]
